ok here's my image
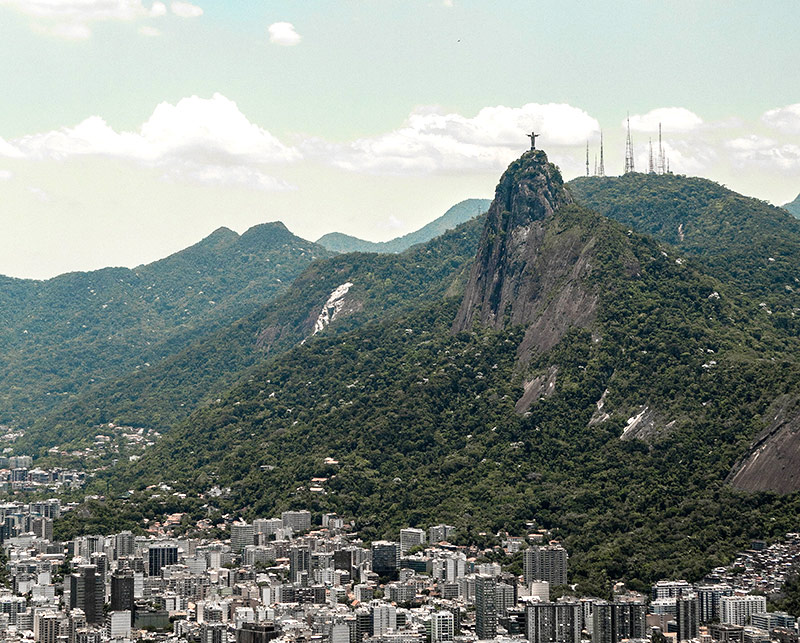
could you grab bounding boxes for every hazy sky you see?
[1,0,800,279]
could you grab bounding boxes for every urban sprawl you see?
[1,500,799,643]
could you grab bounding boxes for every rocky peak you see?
[453,150,598,363]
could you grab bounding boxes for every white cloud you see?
[0,0,158,21]
[0,137,23,159]
[138,24,160,36]
[305,103,599,175]
[268,22,301,46]
[33,20,92,39]
[762,104,800,134]
[629,107,704,133]
[727,135,777,152]
[170,1,201,17]
[1,94,299,191]
[0,0,200,38]
[728,136,800,173]
[28,187,50,202]
[0,170,12,180]
[160,162,294,191]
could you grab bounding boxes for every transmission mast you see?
[657,123,665,174]
[648,139,655,173]
[598,131,605,177]
[585,141,590,177]
[624,114,635,174]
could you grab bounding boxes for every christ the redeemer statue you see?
[527,131,540,150]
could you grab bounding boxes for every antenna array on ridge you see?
[624,115,635,174]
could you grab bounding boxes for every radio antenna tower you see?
[657,123,665,175]
[624,114,635,174]
[648,139,655,174]
[598,131,605,177]
[585,141,590,177]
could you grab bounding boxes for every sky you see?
[1,1,800,279]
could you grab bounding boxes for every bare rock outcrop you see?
[728,394,800,494]
[453,150,598,364]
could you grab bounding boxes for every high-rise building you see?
[148,544,178,577]
[330,623,351,643]
[676,594,700,642]
[115,531,135,559]
[371,602,397,636]
[475,575,497,640]
[496,582,516,617]
[371,541,400,576]
[697,584,733,624]
[334,549,356,572]
[431,611,455,643]
[201,622,228,643]
[31,516,53,541]
[652,580,693,600]
[526,602,581,643]
[36,610,63,643]
[111,569,135,623]
[721,596,767,626]
[89,552,107,584]
[254,518,284,536]
[281,510,312,532]
[236,623,282,643]
[232,522,255,553]
[750,612,796,630]
[399,528,426,554]
[69,565,103,624]
[290,547,312,583]
[523,544,568,587]
[428,525,456,544]
[592,601,646,643]
[31,499,61,519]
[106,611,132,640]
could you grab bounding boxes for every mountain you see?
[316,199,491,253]
[453,152,588,364]
[785,193,800,218]
[16,214,486,454]
[0,222,331,428]
[568,174,800,315]
[84,151,800,593]
[568,174,800,494]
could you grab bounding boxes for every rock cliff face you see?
[728,395,800,494]
[453,150,598,363]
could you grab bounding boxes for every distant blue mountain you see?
[316,198,491,253]
[784,194,800,218]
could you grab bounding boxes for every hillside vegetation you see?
[18,214,486,453]
[83,154,800,595]
[0,223,330,428]
[569,174,800,317]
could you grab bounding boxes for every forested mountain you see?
[316,199,490,253]
[568,174,800,315]
[0,223,331,428]
[785,193,800,218]
[16,214,486,453]
[89,151,800,593]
